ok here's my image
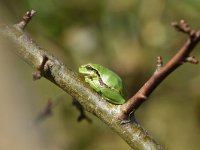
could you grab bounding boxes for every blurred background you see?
[0,0,200,150]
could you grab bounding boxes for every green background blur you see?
[0,0,200,150]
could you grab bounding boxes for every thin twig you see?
[35,98,54,124]
[119,20,200,120]
[72,98,92,123]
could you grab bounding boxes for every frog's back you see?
[96,65,123,92]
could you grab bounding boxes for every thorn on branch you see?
[185,56,199,64]
[33,55,49,80]
[15,10,36,30]
[72,98,92,123]
[156,56,163,72]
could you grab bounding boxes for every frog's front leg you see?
[85,78,101,92]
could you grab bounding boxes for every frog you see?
[78,63,126,104]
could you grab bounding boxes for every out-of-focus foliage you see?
[0,0,200,150]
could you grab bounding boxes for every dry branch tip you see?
[171,19,193,36]
[15,10,36,30]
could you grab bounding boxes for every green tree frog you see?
[78,63,126,104]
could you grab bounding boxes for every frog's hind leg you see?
[100,88,126,105]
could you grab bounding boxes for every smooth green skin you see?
[79,63,126,104]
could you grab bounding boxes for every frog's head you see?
[78,63,98,76]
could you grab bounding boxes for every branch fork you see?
[119,19,200,120]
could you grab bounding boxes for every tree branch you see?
[0,10,162,150]
[119,20,200,120]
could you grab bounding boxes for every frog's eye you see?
[85,65,100,77]
[85,65,93,70]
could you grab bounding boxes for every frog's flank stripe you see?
[85,65,110,88]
